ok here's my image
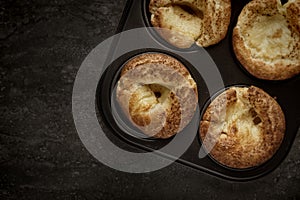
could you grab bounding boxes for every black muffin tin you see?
[96,0,300,181]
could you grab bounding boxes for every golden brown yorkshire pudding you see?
[233,0,300,80]
[149,0,231,48]
[116,53,198,139]
[200,86,285,169]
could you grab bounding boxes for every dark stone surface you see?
[0,0,300,199]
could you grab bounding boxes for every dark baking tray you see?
[95,0,300,181]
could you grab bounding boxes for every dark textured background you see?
[1,0,300,199]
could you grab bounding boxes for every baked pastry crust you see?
[116,53,198,138]
[233,0,300,80]
[149,0,231,48]
[199,86,285,169]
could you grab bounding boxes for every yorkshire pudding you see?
[200,86,285,168]
[149,0,231,48]
[233,0,300,80]
[116,53,198,138]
